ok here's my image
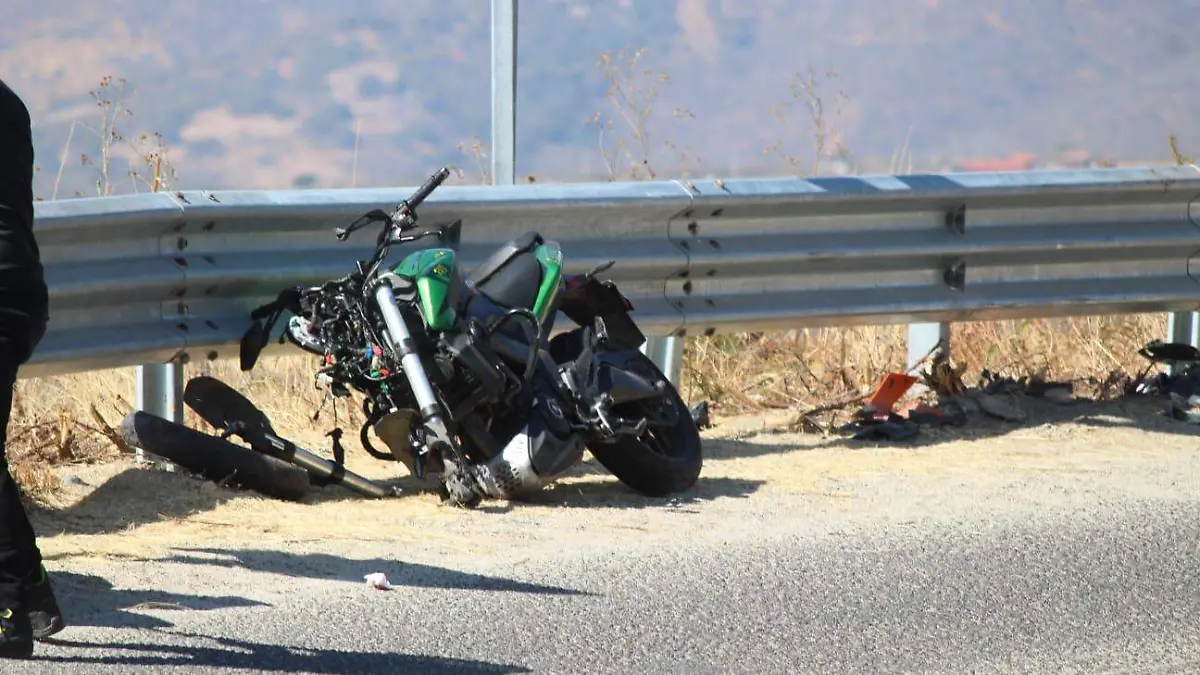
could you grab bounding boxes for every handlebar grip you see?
[406,167,452,210]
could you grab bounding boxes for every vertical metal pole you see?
[641,336,685,386]
[1165,311,1199,375]
[662,336,684,386]
[135,362,184,462]
[489,0,690,386]
[907,322,950,371]
[491,0,517,186]
[1166,311,1198,346]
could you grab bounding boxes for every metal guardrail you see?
[668,167,1200,330]
[25,165,1200,423]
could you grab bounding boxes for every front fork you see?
[372,282,479,506]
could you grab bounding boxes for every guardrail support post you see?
[642,336,685,386]
[907,322,950,372]
[135,363,184,461]
[491,0,517,186]
[1166,311,1199,375]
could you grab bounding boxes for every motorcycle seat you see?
[468,231,545,311]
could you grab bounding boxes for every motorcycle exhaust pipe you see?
[257,431,394,499]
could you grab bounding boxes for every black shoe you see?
[27,565,65,640]
[0,608,33,659]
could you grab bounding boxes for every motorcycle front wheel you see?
[585,352,702,497]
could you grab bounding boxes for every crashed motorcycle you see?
[237,166,702,508]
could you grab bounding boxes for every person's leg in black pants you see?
[0,341,37,658]
[0,349,36,585]
[0,349,32,658]
[0,76,64,660]
[0,335,61,663]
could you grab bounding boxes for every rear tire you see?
[585,353,702,497]
[120,411,311,502]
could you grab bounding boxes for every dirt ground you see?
[27,392,1200,566]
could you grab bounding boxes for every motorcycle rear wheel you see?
[585,352,702,497]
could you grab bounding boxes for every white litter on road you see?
[364,572,393,590]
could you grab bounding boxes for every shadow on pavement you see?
[699,394,1200,458]
[30,438,772,533]
[515,473,765,512]
[35,571,267,631]
[30,468,239,537]
[36,633,531,674]
[152,547,588,596]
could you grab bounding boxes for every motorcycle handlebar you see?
[337,166,453,281]
[404,166,451,212]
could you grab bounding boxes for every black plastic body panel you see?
[558,276,646,351]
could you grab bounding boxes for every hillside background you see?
[1,0,1195,197]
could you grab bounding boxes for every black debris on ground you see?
[690,401,712,430]
[840,349,1082,443]
[1130,339,1200,423]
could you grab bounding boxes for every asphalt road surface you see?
[20,415,1200,674]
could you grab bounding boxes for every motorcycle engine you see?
[432,350,481,415]
[435,326,510,418]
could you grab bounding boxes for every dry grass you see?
[680,314,1166,423]
[8,313,1170,504]
[8,354,354,504]
[9,368,135,499]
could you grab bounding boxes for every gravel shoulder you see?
[15,395,1200,673]
[29,395,1200,563]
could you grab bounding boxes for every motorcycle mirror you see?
[335,209,392,241]
[239,319,270,371]
[439,219,463,247]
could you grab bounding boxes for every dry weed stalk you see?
[889,124,916,175]
[590,46,697,181]
[76,75,177,198]
[452,135,539,185]
[454,135,493,185]
[1168,134,1194,166]
[764,66,855,176]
